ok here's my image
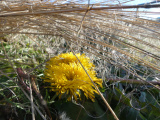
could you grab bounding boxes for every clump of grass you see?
[0,0,160,120]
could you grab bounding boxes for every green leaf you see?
[114,87,131,107]
[54,98,108,120]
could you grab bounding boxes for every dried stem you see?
[67,41,119,120]
[107,78,160,86]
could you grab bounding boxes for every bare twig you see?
[107,78,160,86]
[16,68,53,120]
[66,41,119,120]
[0,4,160,17]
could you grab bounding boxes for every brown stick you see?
[30,76,53,120]
[16,68,30,92]
[16,68,53,120]
[107,78,160,86]
[67,42,119,120]
[0,4,160,17]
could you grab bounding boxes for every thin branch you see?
[107,78,160,86]
[66,41,119,120]
[16,68,53,120]
[29,76,35,120]
[0,4,160,17]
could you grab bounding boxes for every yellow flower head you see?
[44,53,102,101]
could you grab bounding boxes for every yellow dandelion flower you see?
[44,53,102,102]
